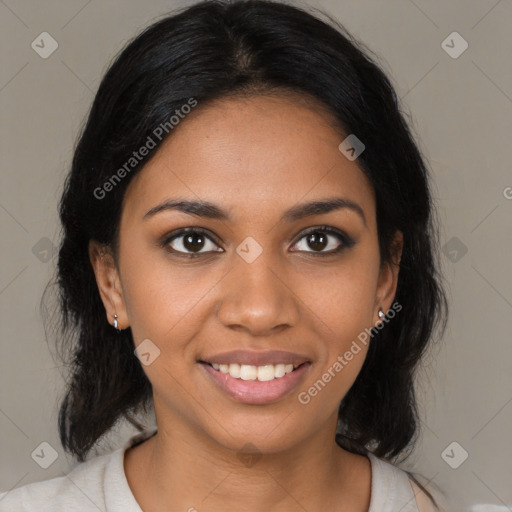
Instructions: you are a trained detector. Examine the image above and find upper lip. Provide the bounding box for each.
[199,350,310,367]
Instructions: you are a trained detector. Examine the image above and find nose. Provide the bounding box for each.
[216,252,300,337]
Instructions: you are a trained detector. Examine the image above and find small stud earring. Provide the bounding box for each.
[378,309,385,319]
[113,314,121,332]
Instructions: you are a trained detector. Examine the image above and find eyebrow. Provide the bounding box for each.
[143,197,366,226]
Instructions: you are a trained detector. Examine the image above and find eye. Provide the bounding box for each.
[291,226,354,255]
[161,225,354,258]
[162,228,222,256]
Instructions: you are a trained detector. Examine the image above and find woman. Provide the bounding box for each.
[0,0,449,510]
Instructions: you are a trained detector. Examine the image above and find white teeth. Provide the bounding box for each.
[257,365,275,382]
[228,363,241,378]
[240,365,258,380]
[210,362,300,381]
[274,364,286,378]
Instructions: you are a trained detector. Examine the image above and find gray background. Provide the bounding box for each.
[1,1,511,511]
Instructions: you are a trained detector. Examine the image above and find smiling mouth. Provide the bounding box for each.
[200,361,307,382]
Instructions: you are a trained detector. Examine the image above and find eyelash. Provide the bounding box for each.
[160,225,355,258]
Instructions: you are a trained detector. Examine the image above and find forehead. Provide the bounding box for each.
[121,93,375,226]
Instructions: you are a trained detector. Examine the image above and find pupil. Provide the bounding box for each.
[308,232,327,251]
[184,234,205,252]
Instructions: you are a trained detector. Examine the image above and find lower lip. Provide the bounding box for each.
[199,362,311,405]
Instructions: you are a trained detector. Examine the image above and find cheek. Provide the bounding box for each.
[291,256,379,406]
[118,241,214,348]
[296,256,379,341]
[295,265,376,408]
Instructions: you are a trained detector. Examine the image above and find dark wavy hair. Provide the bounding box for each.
[45,0,448,500]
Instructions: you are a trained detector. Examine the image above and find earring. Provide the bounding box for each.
[113,314,121,332]
[378,309,385,319]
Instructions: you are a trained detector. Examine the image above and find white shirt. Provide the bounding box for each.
[0,429,441,511]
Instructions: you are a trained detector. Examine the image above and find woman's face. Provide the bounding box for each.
[91,93,402,455]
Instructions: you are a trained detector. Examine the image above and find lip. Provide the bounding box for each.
[199,360,311,405]
[198,349,310,367]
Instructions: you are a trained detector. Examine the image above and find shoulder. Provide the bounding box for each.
[408,477,447,512]
[408,478,439,512]
[0,449,117,512]
[367,452,446,512]
[0,429,158,512]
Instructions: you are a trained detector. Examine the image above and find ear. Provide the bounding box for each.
[374,230,403,322]
[88,240,129,330]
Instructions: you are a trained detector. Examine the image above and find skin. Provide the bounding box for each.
[89,92,403,512]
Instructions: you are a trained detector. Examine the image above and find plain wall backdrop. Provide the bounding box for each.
[1,1,511,511]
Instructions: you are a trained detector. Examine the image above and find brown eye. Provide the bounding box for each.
[291,226,354,254]
[163,228,222,255]
[182,233,206,252]
[305,232,328,251]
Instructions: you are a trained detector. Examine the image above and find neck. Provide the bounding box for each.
[124,413,371,512]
